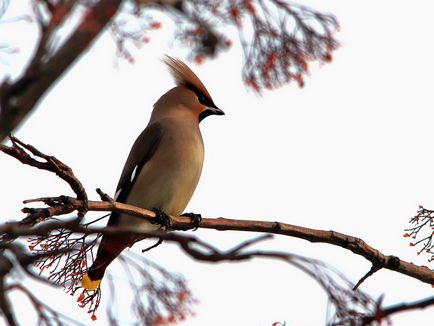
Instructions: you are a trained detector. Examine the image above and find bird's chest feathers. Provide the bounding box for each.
[158,127,204,177]
[126,126,204,215]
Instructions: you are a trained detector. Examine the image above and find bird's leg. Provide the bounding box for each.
[181,212,202,231]
[151,208,171,229]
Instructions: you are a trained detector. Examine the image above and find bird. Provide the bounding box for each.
[81,55,224,290]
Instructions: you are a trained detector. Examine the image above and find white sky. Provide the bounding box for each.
[1,0,434,325]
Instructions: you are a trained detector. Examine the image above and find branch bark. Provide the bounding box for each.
[0,0,123,143]
[2,138,433,324]
[10,195,434,288]
[0,0,340,142]
[1,134,432,287]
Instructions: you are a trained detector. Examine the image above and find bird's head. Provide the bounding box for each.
[162,56,224,123]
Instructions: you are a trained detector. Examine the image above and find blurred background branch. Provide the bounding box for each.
[1,136,434,325]
[0,0,339,142]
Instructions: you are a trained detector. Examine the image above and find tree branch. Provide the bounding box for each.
[4,219,434,324]
[1,218,378,324]
[0,256,17,326]
[5,136,87,202]
[0,0,340,142]
[2,137,433,324]
[0,0,123,143]
[4,194,433,288]
[1,137,433,289]
[3,284,84,326]
[363,295,434,324]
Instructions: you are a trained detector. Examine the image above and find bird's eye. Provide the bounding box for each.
[197,93,205,103]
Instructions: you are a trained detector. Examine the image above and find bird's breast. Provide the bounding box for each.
[123,123,204,225]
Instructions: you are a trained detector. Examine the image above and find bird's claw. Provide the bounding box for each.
[151,208,171,229]
[181,212,202,231]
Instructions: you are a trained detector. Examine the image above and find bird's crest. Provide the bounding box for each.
[164,55,212,100]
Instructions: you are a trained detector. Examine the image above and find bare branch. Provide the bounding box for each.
[2,225,199,324]
[6,136,87,202]
[1,137,434,290]
[1,219,375,324]
[3,135,432,323]
[0,254,17,326]
[0,0,340,141]
[362,295,434,325]
[404,205,434,262]
[2,206,434,324]
[6,219,431,324]
[161,0,339,91]
[0,0,123,142]
[4,284,85,325]
[19,199,434,294]
[16,196,434,287]
[353,263,381,290]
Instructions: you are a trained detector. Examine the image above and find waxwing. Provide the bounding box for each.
[82,56,224,290]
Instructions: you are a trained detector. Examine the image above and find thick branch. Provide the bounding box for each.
[11,195,434,287]
[3,217,433,324]
[0,0,122,142]
[0,0,340,141]
[2,137,433,323]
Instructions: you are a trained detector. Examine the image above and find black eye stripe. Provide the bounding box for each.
[186,83,214,107]
[197,93,212,106]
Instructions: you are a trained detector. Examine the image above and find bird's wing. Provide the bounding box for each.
[108,122,163,225]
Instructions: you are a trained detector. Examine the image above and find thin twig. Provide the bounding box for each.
[363,295,434,324]
[353,263,382,290]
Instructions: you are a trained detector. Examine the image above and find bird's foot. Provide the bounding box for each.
[181,212,202,231]
[151,208,171,229]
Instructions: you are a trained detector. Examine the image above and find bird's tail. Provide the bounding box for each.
[81,235,132,290]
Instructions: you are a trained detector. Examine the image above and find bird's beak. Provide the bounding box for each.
[208,105,225,116]
[199,105,225,122]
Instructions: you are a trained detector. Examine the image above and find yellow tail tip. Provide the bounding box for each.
[81,273,101,290]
